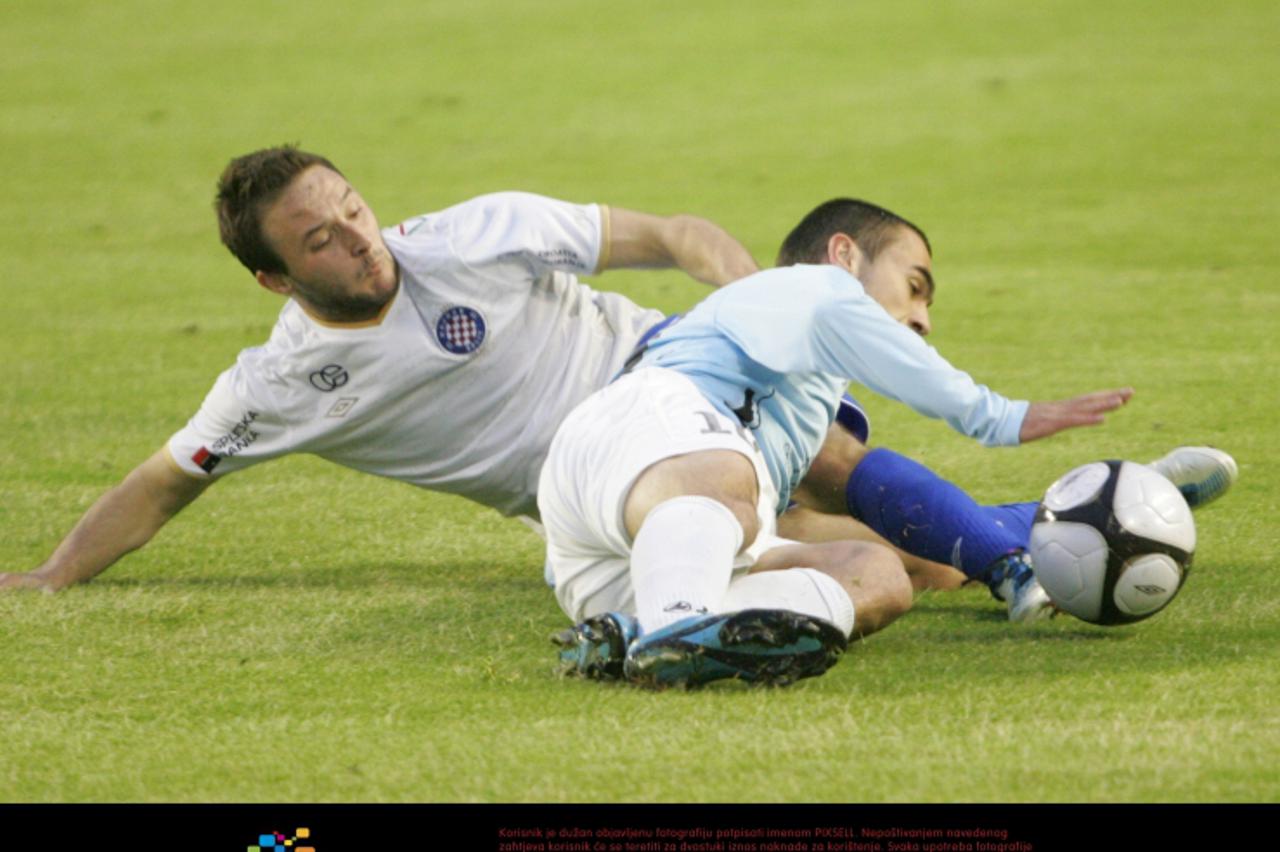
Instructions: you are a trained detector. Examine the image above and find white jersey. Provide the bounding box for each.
[167,192,664,518]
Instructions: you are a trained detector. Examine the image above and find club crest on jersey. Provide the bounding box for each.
[436,306,487,355]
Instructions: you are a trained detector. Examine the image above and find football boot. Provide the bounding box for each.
[623,608,847,689]
[1147,446,1238,509]
[551,612,639,681]
[984,551,1056,623]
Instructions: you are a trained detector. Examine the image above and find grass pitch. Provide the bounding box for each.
[1,0,1278,803]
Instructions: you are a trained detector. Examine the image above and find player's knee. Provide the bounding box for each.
[828,541,912,637]
[866,543,913,619]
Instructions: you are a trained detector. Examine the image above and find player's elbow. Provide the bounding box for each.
[132,451,212,519]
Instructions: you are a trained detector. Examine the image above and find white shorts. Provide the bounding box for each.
[537,367,791,622]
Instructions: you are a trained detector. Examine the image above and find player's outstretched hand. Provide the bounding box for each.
[1019,387,1134,443]
[0,567,59,593]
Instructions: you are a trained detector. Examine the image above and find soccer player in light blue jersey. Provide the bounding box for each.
[547,197,1234,688]
[641,199,1236,620]
[542,198,1149,688]
[631,198,1140,623]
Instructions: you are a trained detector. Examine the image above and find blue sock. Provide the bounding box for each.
[845,448,1032,580]
[982,501,1038,545]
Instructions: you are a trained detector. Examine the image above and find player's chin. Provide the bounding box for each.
[358,268,393,299]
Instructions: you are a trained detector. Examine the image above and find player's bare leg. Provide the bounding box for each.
[777,505,968,592]
[792,422,870,517]
[746,539,913,639]
[623,449,761,545]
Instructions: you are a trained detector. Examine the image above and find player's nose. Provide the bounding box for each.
[341,222,372,255]
[909,307,931,337]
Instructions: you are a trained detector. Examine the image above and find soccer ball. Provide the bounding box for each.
[1028,460,1196,625]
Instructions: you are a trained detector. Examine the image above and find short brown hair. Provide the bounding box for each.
[215,146,341,274]
[775,198,930,267]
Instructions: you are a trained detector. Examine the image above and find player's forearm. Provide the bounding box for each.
[662,215,759,287]
[604,208,758,286]
[16,451,208,591]
[33,486,168,589]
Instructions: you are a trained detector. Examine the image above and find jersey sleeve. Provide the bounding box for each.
[166,360,294,479]
[713,266,1029,446]
[438,192,605,277]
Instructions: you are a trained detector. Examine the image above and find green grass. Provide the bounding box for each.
[1,0,1278,802]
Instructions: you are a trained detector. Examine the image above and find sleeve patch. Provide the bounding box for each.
[191,446,223,473]
[195,410,262,472]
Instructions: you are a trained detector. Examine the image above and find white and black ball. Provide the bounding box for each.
[1029,460,1195,625]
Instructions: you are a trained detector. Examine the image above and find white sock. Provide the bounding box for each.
[721,568,856,638]
[631,496,744,634]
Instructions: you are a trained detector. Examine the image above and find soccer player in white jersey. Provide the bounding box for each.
[539,198,1236,687]
[0,146,759,592]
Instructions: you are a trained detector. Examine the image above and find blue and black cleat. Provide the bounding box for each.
[983,550,1055,623]
[622,609,848,689]
[552,612,639,681]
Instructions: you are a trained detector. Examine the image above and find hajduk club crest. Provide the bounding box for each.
[436,306,487,354]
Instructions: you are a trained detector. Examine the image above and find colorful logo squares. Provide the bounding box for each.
[248,827,312,852]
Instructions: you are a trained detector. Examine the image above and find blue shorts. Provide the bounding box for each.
[836,392,871,444]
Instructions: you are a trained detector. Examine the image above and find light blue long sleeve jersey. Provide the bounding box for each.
[637,264,1030,514]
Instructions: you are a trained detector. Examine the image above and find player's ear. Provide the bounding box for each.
[255,270,292,296]
[826,233,863,275]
